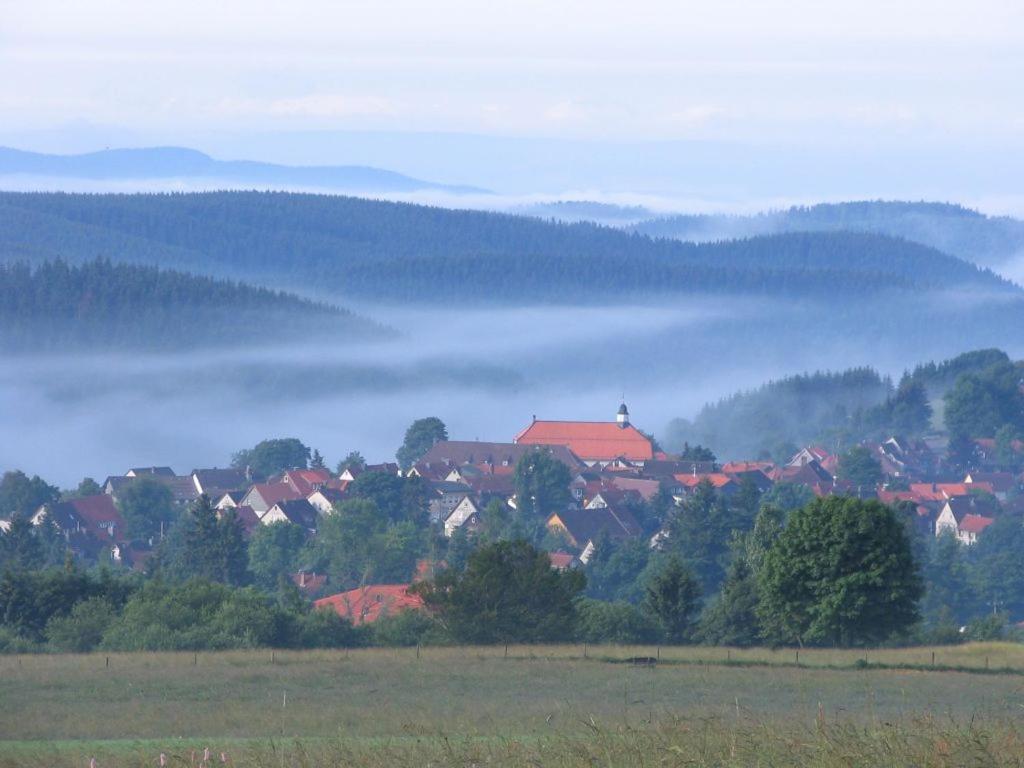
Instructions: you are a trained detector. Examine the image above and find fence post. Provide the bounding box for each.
[931,651,935,667]
[795,649,800,665]
[105,656,109,669]
[416,644,420,660]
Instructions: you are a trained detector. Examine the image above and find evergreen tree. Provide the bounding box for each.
[0,513,43,571]
[642,555,702,643]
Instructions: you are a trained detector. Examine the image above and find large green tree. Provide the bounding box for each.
[416,539,585,643]
[396,417,447,469]
[0,470,59,516]
[117,477,176,540]
[232,438,311,481]
[969,514,1024,619]
[758,496,922,646]
[513,449,571,519]
[944,361,1024,439]
[836,446,883,489]
[248,522,308,591]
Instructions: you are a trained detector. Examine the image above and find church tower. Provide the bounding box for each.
[616,402,630,428]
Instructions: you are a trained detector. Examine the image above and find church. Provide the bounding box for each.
[513,403,655,467]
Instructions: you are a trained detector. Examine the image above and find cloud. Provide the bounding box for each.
[543,100,588,124]
[667,105,729,127]
[217,94,398,119]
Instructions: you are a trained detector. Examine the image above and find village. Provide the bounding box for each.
[6,401,1022,629]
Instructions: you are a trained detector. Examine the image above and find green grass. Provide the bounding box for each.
[2,644,1024,766]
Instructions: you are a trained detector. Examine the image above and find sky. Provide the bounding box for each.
[1,1,1024,209]
[2,0,1022,145]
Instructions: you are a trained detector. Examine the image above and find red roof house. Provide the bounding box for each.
[314,585,425,625]
[514,407,654,465]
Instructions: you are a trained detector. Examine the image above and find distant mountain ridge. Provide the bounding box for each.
[630,201,1024,269]
[0,191,1013,304]
[0,146,486,194]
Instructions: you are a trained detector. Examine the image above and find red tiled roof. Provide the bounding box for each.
[515,421,654,462]
[959,514,994,534]
[249,483,303,506]
[722,461,775,474]
[314,585,425,625]
[68,494,123,529]
[674,473,734,488]
[548,551,577,570]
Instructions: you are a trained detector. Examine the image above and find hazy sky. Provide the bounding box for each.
[2,0,1022,146]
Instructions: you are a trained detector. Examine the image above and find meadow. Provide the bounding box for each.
[2,643,1024,767]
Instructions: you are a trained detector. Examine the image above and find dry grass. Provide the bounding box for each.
[2,644,1024,766]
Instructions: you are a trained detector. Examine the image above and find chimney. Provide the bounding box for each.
[299,571,307,588]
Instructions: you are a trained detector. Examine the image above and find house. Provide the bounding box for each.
[786,448,835,473]
[546,505,640,554]
[291,570,327,597]
[281,468,332,496]
[314,584,425,625]
[426,481,473,524]
[337,462,400,482]
[261,499,319,531]
[104,473,199,504]
[241,483,303,514]
[217,505,261,537]
[673,473,739,496]
[307,487,346,516]
[548,551,579,570]
[935,496,997,545]
[443,496,481,537]
[214,490,246,510]
[964,472,1017,501]
[514,404,655,466]
[191,468,248,497]
[125,466,176,478]
[32,495,125,542]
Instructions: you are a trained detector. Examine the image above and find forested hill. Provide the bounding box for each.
[0,260,384,353]
[663,349,1016,460]
[0,192,1013,303]
[632,201,1024,269]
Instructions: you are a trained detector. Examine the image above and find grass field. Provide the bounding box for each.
[2,643,1024,766]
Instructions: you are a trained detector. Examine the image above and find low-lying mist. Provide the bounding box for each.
[4,296,1021,487]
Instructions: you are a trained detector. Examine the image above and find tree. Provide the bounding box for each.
[969,514,1024,619]
[836,446,883,489]
[415,539,585,643]
[663,480,737,593]
[921,530,977,626]
[698,558,761,646]
[310,449,326,470]
[348,472,427,524]
[585,535,651,603]
[513,450,571,519]
[309,499,422,589]
[758,496,922,646]
[336,451,366,475]
[994,424,1021,470]
[116,477,176,540]
[248,522,308,591]
[396,417,447,469]
[232,438,311,481]
[944,361,1024,439]
[679,442,717,462]
[886,379,933,435]
[0,513,43,571]
[642,555,702,643]
[576,599,659,644]
[0,470,59,516]
[154,497,249,586]
[72,477,102,498]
